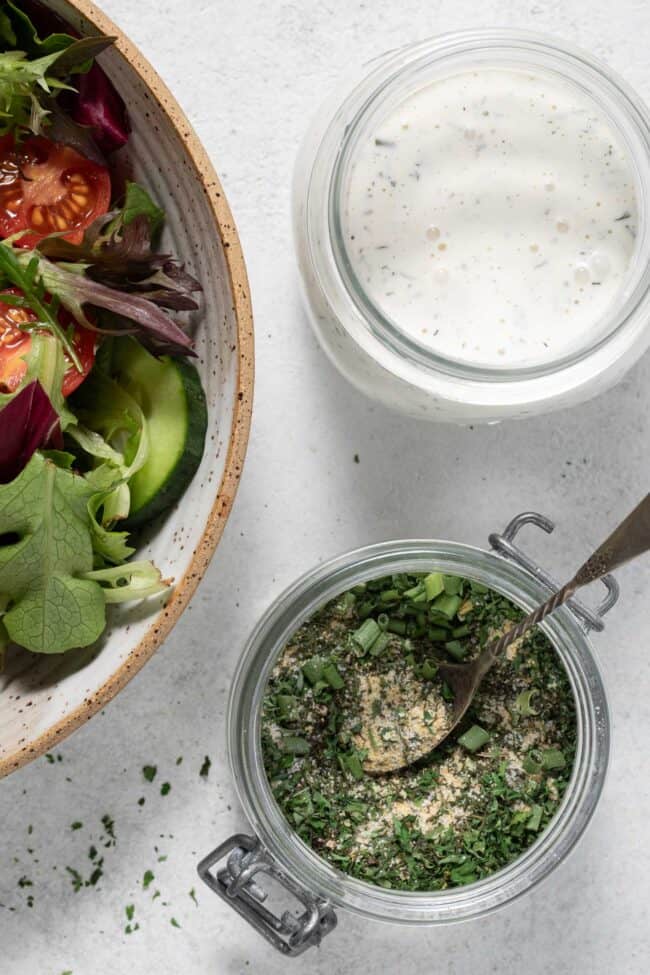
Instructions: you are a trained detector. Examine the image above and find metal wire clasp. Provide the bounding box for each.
[197,833,337,956]
[489,511,619,632]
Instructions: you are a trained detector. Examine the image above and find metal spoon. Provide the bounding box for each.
[363,494,650,775]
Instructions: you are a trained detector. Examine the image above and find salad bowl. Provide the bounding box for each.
[0,0,254,776]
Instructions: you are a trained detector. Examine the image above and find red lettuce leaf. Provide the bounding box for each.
[69,61,130,154]
[0,381,62,484]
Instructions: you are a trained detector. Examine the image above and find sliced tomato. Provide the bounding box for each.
[0,288,96,397]
[0,135,111,247]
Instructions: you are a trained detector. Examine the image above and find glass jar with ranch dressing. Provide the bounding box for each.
[293,29,650,422]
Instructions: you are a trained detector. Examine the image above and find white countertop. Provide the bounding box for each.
[2,1,650,972]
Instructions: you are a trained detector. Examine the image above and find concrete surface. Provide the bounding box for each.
[1,0,650,972]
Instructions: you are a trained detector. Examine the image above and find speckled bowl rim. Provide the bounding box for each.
[0,0,254,778]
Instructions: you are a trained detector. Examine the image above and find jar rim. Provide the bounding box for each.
[227,537,611,923]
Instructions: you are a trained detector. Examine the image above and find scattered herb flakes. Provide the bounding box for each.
[137,797,145,807]
[261,572,576,892]
[160,782,171,796]
[143,870,154,889]
[170,917,181,928]
[199,756,211,778]
[157,854,168,863]
[176,756,183,765]
[101,814,116,846]
[66,867,83,893]
[70,821,83,831]
[125,904,135,921]
[354,453,360,463]
[189,887,198,906]
[142,765,157,783]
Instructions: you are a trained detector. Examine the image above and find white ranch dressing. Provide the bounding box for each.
[342,68,638,369]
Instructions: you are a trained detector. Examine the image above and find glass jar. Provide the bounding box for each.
[293,29,650,423]
[198,513,618,955]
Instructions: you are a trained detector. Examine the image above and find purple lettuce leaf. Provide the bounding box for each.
[69,61,130,154]
[38,213,202,312]
[0,381,62,484]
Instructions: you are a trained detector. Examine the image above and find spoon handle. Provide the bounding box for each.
[487,494,650,662]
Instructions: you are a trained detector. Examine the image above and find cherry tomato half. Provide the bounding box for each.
[0,288,96,397]
[0,135,111,246]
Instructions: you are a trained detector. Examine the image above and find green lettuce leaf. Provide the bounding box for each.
[0,451,106,652]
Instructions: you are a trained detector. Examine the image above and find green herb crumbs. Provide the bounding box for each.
[70,821,83,831]
[125,904,135,921]
[170,917,181,928]
[199,756,211,778]
[101,814,115,846]
[142,765,157,782]
[262,572,576,892]
[66,867,83,892]
[189,887,198,906]
[160,782,171,796]
[143,870,154,889]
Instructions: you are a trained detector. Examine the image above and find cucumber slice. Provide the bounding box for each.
[110,338,207,529]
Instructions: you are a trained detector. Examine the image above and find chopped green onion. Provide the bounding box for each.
[352,618,381,654]
[302,657,324,685]
[322,663,344,690]
[421,660,438,680]
[469,581,489,594]
[377,613,390,630]
[458,725,490,753]
[427,627,448,642]
[451,624,470,638]
[280,736,310,755]
[357,599,375,619]
[432,593,462,619]
[369,632,391,657]
[514,689,538,716]
[387,618,407,636]
[403,582,425,600]
[541,748,566,770]
[443,575,463,596]
[445,640,466,661]
[380,589,400,604]
[423,572,445,601]
[523,750,542,774]
[527,804,543,831]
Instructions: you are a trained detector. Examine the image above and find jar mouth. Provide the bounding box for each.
[327,29,650,382]
[228,539,610,923]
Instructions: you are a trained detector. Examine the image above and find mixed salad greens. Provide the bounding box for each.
[0,1,207,659]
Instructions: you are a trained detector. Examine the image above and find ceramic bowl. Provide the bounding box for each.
[0,0,254,777]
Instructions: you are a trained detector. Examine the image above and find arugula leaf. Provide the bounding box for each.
[0,452,106,653]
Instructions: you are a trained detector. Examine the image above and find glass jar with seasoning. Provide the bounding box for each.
[293,29,650,422]
[198,512,617,955]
